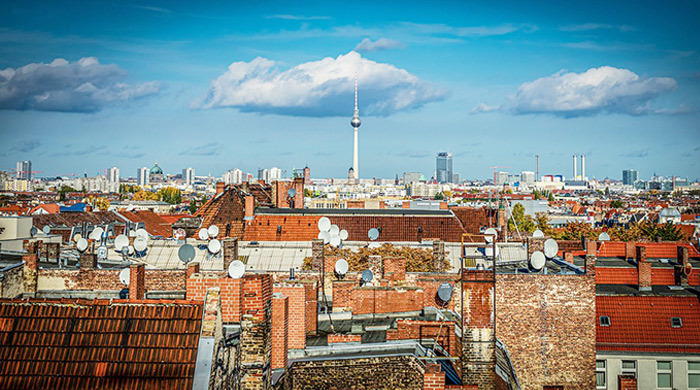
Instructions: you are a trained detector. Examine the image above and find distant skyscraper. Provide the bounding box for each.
[495,171,509,186]
[137,167,149,187]
[269,167,282,182]
[521,171,535,185]
[258,168,269,183]
[303,166,311,185]
[452,173,460,183]
[622,169,638,185]
[350,74,361,180]
[15,160,32,180]
[182,167,195,186]
[436,152,453,183]
[108,166,120,183]
[403,172,422,185]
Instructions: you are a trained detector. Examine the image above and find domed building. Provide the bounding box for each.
[149,162,165,183]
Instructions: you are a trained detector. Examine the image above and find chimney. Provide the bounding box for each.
[625,241,636,260]
[223,238,238,270]
[79,252,97,270]
[675,246,690,287]
[573,154,577,179]
[585,240,597,275]
[526,237,544,258]
[581,154,586,179]
[271,293,289,370]
[432,240,446,272]
[637,246,651,291]
[129,264,146,300]
[244,195,255,219]
[216,181,225,195]
[22,241,39,295]
[312,239,324,271]
[186,262,200,279]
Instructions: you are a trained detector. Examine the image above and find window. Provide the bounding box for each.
[671,317,682,328]
[622,360,636,378]
[690,361,700,389]
[596,360,606,388]
[657,361,672,388]
[599,316,611,327]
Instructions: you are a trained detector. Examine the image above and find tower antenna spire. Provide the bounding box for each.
[354,72,358,111]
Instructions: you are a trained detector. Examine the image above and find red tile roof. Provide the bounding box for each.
[159,214,191,224]
[119,210,173,237]
[0,298,203,390]
[29,204,61,214]
[243,214,466,242]
[596,295,700,353]
[596,241,700,258]
[32,211,124,228]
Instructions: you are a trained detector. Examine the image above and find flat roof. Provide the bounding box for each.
[255,208,454,217]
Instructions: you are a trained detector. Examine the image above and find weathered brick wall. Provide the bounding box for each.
[618,375,637,390]
[423,364,445,390]
[240,274,273,390]
[37,268,186,292]
[415,276,459,310]
[351,286,424,315]
[0,264,24,298]
[186,276,242,323]
[145,270,187,290]
[332,280,355,312]
[271,294,288,370]
[327,333,361,343]
[462,270,496,389]
[288,355,425,390]
[273,283,307,349]
[383,257,406,281]
[495,273,596,390]
[302,281,317,334]
[386,320,461,357]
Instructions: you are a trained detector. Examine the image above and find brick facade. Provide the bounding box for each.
[327,333,362,343]
[273,283,307,349]
[271,293,289,370]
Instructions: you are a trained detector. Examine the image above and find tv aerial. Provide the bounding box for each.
[228,260,246,279]
[530,251,546,271]
[543,238,559,259]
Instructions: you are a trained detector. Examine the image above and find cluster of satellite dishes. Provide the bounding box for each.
[317,217,349,247]
[529,238,559,272]
[72,225,150,261]
[483,227,500,258]
[197,225,222,255]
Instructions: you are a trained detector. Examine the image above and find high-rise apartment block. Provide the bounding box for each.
[436,152,453,183]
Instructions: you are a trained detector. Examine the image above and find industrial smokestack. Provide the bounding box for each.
[535,155,539,182]
[573,154,577,179]
[581,154,586,180]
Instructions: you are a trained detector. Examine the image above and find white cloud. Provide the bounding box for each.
[195,51,445,116]
[266,14,330,21]
[354,38,405,53]
[559,23,634,32]
[473,66,677,117]
[0,57,161,113]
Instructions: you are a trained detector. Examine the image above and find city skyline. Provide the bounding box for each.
[1,0,699,180]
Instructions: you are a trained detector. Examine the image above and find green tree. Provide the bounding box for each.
[189,199,198,214]
[548,192,555,202]
[534,212,553,235]
[508,203,536,233]
[158,187,182,204]
[610,200,624,208]
[434,192,444,200]
[303,188,312,197]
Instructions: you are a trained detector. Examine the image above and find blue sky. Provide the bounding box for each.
[1,0,699,181]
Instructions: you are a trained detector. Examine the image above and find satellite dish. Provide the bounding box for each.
[319,231,331,244]
[437,282,453,302]
[134,237,147,252]
[484,228,497,243]
[73,233,82,243]
[76,238,88,252]
[335,259,349,275]
[198,228,209,240]
[127,246,135,255]
[114,234,129,251]
[97,246,108,260]
[93,227,104,239]
[361,269,374,283]
[330,235,341,247]
[530,251,546,271]
[208,238,221,253]
[533,229,544,238]
[178,244,196,263]
[544,239,559,258]
[30,226,38,237]
[228,260,246,279]
[368,228,379,241]
[329,224,340,236]
[208,225,219,238]
[119,268,130,286]
[135,228,148,239]
[339,229,349,240]
[598,232,611,241]
[318,217,331,232]
[288,188,296,197]
[42,226,51,234]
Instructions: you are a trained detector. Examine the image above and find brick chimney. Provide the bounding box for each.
[637,246,651,291]
[215,181,225,195]
[312,239,324,271]
[526,237,544,258]
[186,262,200,279]
[675,246,690,287]
[585,239,597,259]
[432,240,446,272]
[22,241,39,295]
[223,238,238,270]
[618,374,637,390]
[625,241,636,260]
[423,363,445,390]
[129,264,146,300]
[244,195,255,219]
[271,293,289,370]
[79,252,97,270]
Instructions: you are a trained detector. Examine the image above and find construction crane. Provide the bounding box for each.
[10,169,43,179]
[488,166,512,184]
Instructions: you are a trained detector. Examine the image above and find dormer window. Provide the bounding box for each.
[671,317,682,328]
[599,316,611,327]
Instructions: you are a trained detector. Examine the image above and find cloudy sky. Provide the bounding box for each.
[1,0,699,181]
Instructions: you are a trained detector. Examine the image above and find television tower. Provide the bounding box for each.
[350,73,361,180]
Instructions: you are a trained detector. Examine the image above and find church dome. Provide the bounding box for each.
[150,162,163,175]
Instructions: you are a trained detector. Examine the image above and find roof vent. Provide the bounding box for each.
[599,316,611,327]
[671,317,682,328]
